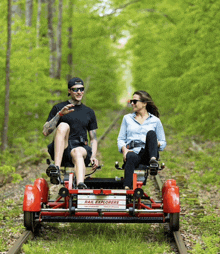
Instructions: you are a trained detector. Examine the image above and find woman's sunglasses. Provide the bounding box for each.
[130,99,142,105]
[70,87,84,93]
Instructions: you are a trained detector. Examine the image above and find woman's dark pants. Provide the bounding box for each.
[124,130,159,189]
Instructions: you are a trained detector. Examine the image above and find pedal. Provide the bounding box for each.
[49,168,61,185]
[149,163,158,176]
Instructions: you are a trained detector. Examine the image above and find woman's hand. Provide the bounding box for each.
[122,146,132,162]
[157,139,161,148]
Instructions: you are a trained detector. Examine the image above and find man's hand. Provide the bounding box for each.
[89,129,98,170]
[43,104,75,136]
[59,104,75,116]
[90,157,99,170]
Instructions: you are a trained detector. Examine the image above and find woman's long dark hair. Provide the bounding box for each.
[133,90,160,118]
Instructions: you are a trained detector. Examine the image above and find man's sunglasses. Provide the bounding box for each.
[70,87,84,93]
[130,99,142,105]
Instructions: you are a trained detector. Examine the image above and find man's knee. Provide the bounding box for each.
[56,122,70,135]
[71,147,87,160]
[55,122,70,140]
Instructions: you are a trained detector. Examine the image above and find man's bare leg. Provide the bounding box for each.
[54,123,70,168]
[70,147,87,185]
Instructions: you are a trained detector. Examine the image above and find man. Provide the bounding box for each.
[43,77,98,189]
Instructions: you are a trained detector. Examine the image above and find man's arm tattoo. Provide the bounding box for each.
[89,130,97,146]
[91,130,97,140]
[43,114,60,136]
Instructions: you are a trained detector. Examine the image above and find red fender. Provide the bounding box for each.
[34,178,49,203]
[162,179,176,198]
[162,179,180,213]
[23,185,41,212]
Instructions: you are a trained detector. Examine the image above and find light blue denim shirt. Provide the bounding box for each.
[117,112,166,154]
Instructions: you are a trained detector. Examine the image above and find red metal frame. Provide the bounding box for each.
[23,172,180,223]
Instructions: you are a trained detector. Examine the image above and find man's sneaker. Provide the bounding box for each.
[46,164,61,185]
[46,164,55,176]
[77,182,87,189]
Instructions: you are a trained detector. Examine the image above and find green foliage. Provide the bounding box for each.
[0,166,22,183]
[0,164,15,176]
[125,0,220,139]
[61,12,121,110]
[0,0,123,156]
[192,234,220,254]
[11,173,23,183]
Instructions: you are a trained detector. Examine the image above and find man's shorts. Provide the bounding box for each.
[48,140,92,167]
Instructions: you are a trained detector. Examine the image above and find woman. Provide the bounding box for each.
[117,90,166,189]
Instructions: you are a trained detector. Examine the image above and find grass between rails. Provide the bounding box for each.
[22,224,171,254]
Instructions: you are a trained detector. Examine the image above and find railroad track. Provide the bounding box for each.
[7,107,188,254]
[7,230,33,254]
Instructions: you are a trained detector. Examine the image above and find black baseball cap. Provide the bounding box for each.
[68,77,84,89]
[68,77,84,96]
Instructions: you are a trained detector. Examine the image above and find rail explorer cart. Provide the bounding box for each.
[23,159,180,233]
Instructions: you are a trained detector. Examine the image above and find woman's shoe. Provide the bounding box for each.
[149,158,159,175]
[149,158,158,166]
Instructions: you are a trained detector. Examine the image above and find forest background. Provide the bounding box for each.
[1,0,220,163]
[0,0,220,188]
[0,0,220,253]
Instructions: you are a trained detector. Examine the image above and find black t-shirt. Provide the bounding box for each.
[46,101,98,142]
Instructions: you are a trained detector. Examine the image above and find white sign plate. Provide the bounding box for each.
[77,195,126,209]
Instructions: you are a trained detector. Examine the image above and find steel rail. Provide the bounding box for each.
[154,174,188,254]
[155,174,163,192]
[173,231,188,254]
[7,230,33,254]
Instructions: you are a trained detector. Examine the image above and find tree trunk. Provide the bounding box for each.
[67,0,74,81]
[36,0,42,48]
[48,0,56,78]
[25,0,33,27]
[55,0,63,79]
[1,0,12,151]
